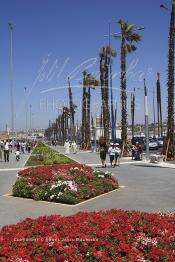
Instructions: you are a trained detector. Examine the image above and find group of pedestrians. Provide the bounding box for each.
[131,143,143,160]
[99,141,121,168]
[64,140,77,154]
[0,140,33,162]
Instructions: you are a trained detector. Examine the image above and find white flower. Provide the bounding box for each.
[50,195,55,199]
[98,175,104,178]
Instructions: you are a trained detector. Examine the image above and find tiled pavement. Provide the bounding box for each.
[0,146,175,228]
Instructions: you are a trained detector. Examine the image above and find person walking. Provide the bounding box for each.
[64,139,70,154]
[71,141,77,154]
[0,141,3,161]
[15,150,20,161]
[114,143,121,167]
[131,144,137,160]
[108,143,115,167]
[4,140,10,162]
[99,139,108,168]
[16,142,20,151]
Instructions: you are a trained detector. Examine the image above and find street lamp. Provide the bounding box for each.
[144,79,149,161]
[24,87,28,137]
[29,104,32,131]
[153,86,156,138]
[108,21,115,143]
[9,23,15,148]
[160,4,170,11]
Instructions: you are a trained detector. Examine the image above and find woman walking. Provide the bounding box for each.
[114,143,121,167]
[108,143,115,167]
[99,137,108,168]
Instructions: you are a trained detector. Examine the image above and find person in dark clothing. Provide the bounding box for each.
[99,142,108,168]
[16,143,20,151]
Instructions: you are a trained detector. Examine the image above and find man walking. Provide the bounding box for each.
[4,140,10,162]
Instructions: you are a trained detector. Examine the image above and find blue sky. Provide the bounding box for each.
[0,0,171,130]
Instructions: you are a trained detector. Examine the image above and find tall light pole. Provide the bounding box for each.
[109,22,115,143]
[9,23,15,148]
[24,87,28,137]
[144,79,149,161]
[29,104,32,131]
[153,86,156,137]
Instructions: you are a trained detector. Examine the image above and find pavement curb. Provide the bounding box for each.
[3,186,125,207]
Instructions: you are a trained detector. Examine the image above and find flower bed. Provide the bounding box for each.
[0,209,175,261]
[12,164,119,204]
[26,143,76,166]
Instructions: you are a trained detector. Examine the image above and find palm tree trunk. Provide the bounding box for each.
[103,50,110,143]
[68,77,75,140]
[167,4,175,156]
[121,36,127,148]
[81,76,87,149]
[86,86,91,149]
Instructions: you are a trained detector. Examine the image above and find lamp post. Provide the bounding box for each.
[9,23,15,148]
[29,104,32,131]
[153,86,156,137]
[24,87,28,137]
[109,22,115,143]
[144,79,149,161]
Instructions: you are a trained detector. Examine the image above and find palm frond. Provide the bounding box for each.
[125,44,137,53]
[126,33,141,42]
[125,24,136,33]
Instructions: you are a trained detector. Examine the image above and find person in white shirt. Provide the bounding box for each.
[108,143,115,167]
[71,141,77,154]
[4,140,9,162]
[114,143,121,167]
[64,140,70,154]
[15,150,20,161]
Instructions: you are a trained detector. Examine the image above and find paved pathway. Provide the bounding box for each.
[0,146,175,228]
[0,151,29,170]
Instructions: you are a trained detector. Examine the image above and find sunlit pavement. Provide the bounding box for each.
[0,146,175,228]
[0,151,30,170]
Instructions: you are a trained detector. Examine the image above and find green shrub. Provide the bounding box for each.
[44,160,53,165]
[33,187,49,201]
[13,179,33,198]
[59,190,79,204]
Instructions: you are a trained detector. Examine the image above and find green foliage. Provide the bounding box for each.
[44,160,53,165]
[32,185,50,201]
[26,143,75,166]
[59,190,79,205]
[13,179,33,198]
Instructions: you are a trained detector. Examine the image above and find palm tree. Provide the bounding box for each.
[81,70,88,149]
[68,77,77,141]
[81,72,99,149]
[100,46,117,144]
[118,20,142,151]
[61,107,70,144]
[166,1,175,156]
[86,73,99,149]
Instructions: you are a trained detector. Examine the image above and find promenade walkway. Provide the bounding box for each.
[0,146,175,228]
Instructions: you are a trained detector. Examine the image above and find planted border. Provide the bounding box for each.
[0,209,175,261]
[12,164,119,205]
[26,143,75,166]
